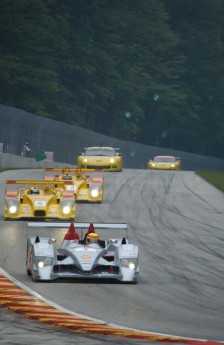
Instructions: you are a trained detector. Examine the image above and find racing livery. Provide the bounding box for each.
[77,146,123,171]
[44,167,104,203]
[26,222,139,283]
[4,180,76,220]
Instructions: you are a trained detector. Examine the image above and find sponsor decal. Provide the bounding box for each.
[66,185,74,191]
[34,201,46,207]
[81,255,91,260]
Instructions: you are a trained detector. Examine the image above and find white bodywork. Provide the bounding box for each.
[26,222,139,283]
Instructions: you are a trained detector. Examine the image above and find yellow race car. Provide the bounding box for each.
[77,146,123,172]
[44,167,104,203]
[4,180,76,220]
[148,156,181,170]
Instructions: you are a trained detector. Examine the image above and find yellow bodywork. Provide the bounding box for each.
[77,146,123,172]
[44,167,104,203]
[4,180,76,220]
[148,156,181,170]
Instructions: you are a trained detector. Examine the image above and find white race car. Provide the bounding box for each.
[26,222,139,283]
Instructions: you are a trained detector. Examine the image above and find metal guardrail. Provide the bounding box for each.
[0,104,224,171]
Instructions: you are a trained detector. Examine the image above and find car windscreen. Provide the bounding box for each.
[84,149,116,156]
[154,157,175,162]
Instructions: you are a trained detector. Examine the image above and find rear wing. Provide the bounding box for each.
[44,168,103,173]
[5,180,74,186]
[28,222,128,238]
[83,147,120,150]
[28,222,127,229]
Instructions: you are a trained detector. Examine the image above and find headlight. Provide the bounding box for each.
[38,261,44,268]
[6,200,19,214]
[62,205,71,214]
[91,189,99,197]
[128,262,135,270]
[152,163,155,167]
[61,200,74,214]
[37,257,53,268]
[171,164,175,167]
[121,259,129,267]
[121,258,137,270]
[110,158,115,163]
[83,158,88,163]
[9,205,18,214]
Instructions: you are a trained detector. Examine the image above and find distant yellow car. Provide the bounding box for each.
[148,156,181,170]
[77,146,123,172]
[44,167,104,203]
[4,180,76,220]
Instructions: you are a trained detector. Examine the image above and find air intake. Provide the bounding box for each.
[34,210,46,216]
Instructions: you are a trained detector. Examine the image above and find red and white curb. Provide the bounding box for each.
[0,268,223,344]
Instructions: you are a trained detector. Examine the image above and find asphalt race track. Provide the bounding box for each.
[0,169,224,344]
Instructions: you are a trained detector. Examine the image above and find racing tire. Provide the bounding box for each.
[31,267,38,282]
[31,272,38,282]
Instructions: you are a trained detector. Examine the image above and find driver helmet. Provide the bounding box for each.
[76,169,82,178]
[86,232,100,244]
[63,173,72,180]
[30,186,39,194]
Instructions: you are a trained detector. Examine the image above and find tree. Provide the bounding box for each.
[0,0,223,157]
[0,0,60,116]
[164,0,224,157]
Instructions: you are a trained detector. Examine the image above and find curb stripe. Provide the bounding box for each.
[0,273,223,344]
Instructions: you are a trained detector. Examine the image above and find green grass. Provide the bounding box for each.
[196,170,224,193]
[0,167,18,172]
[0,167,12,172]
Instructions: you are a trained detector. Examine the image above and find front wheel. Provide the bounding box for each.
[31,268,38,282]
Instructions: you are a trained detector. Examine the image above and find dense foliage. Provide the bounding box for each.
[0,0,223,158]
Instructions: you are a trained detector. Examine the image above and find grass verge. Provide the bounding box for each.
[0,167,17,172]
[196,170,224,193]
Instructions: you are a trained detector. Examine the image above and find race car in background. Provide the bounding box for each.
[4,180,76,220]
[44,167,104,203]
[26,222,139,283]
[148,155,181,170]
[77,146,123,171]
